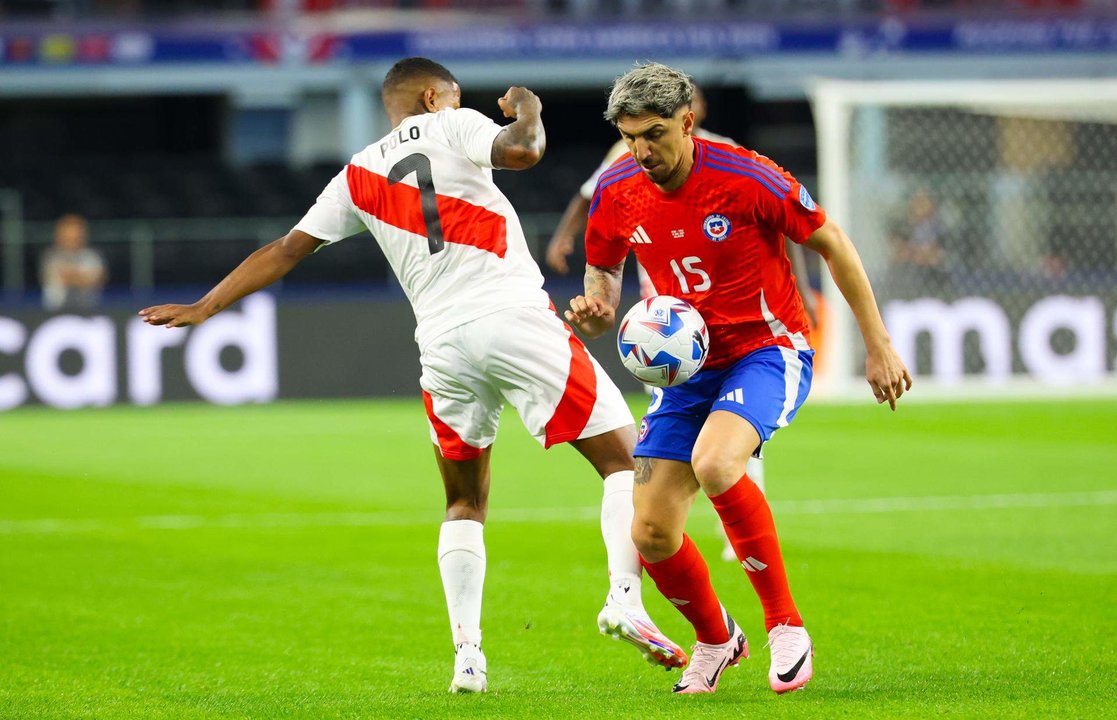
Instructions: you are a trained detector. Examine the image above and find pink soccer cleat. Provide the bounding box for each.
[767,623,813,693]
[671,611,748,694]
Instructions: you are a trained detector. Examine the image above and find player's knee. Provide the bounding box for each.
[631,518,677,563]
[691,447,744,496]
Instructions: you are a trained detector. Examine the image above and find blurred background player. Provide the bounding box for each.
[888,186,949,294]
[565,63,912,696]
[39,213,107,311]
[139,57,684,695]
[545,85,819,560]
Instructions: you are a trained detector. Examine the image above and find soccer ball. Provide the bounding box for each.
[616,296,709,387]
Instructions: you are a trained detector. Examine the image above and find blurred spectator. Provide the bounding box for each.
[40,214,106,310]
[888,187,947,292]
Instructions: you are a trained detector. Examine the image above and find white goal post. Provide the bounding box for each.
[809,78,1117,398]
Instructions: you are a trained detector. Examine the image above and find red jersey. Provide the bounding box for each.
[585,137,826,369]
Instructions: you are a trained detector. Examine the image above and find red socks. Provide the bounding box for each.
[711,474,803,631]
[643,475,803,642]
[641,534,729,644]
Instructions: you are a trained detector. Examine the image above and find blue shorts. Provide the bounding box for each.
[635,345,814,463]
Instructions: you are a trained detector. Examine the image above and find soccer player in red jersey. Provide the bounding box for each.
[566,63,913,695]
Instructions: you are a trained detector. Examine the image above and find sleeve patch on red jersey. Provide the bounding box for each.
[799,186,817,211]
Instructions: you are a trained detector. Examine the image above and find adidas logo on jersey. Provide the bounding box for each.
[628,225,653,244]
[718,388,744,404]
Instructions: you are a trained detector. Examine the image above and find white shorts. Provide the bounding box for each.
[419,306,634,460]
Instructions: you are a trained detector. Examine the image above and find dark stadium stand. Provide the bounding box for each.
[0,94,816,295]
[0,157,335,222]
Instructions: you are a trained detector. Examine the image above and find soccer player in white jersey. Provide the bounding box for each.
[139,57,685,693]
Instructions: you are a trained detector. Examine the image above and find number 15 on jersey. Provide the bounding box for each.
[670,256,711,293]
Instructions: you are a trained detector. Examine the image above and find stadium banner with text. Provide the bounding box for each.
[0,293,643,410]
[883,293,1117,386]
[809,78,1117,396]
[3,18,1117,67]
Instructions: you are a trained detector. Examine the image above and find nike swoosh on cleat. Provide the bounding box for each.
[705,658,729,688]
[776,648,810,683]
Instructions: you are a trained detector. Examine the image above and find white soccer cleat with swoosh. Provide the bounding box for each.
[767,623,813,693]
[671,610,748,694]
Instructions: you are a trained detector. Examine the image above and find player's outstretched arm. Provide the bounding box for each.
[805,218,913,409]
[139,229,323,328]
[566,260,624,339]
[546,194,591,274]
[493,87,545,170]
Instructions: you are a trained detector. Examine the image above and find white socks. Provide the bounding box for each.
[438,471,644,646]
[601,470,643,610]
[438,519,486,647]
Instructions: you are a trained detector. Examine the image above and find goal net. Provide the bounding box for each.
[810,79,1117,396]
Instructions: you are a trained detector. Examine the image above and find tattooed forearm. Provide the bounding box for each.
[634,456,653,486]
[584,261,624,310]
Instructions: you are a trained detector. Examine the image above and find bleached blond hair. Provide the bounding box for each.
[604,63,694,125]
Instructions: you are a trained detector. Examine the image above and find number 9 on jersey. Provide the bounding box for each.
[616,296,710,387]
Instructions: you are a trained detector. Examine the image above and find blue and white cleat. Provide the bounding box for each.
[449,642,487,694]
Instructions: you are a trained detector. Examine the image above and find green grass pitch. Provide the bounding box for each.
[2,397,1115,719]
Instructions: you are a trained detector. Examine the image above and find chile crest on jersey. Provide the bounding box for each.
[703,213,731,242]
